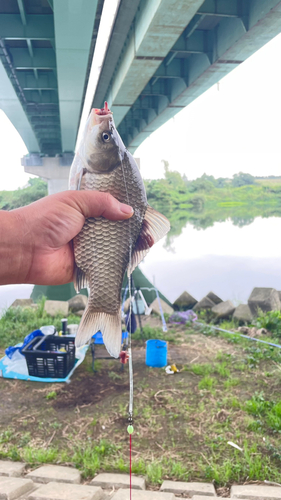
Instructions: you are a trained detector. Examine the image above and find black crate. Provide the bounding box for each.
[22,336,75,378]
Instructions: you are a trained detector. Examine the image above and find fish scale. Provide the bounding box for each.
[70,105,170,357]
[74,154,147,315]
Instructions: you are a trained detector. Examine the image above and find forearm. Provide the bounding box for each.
[0,209,31,285]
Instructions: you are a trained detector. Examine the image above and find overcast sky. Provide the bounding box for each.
[0,32,281,191]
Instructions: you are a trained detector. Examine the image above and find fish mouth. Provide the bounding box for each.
[94,101,112,116]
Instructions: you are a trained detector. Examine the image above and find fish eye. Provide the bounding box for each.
[102,132,111,142]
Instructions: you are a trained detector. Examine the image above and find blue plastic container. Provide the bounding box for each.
[92,331,128,345]
[146,339,167,368]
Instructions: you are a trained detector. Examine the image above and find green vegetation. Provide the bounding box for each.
[253,310,281,337]
[145,163,281,246]
[0,177,47,210]
[2,314,281,486]
[0,297,81,349]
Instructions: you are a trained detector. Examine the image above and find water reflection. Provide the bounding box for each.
[141,215,281,304]
[153,202,281,249]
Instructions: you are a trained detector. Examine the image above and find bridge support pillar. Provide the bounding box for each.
[21,154,74,194]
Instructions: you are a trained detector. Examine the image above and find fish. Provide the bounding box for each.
[69,102,170,358]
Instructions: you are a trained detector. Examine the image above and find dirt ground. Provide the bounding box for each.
[1,317,281,486]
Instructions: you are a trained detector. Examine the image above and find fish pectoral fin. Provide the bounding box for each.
[73,265,89,293]
[127,205,170,275]
[75,308,122,359]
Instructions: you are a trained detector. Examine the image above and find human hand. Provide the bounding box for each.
[0,191,133,286]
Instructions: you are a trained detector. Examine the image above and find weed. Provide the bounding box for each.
[253,310,281,336]
[22,447,59,464]
[215,362,230,378]
[190,363,213,376]
[93,360,102,372]
[0,430,13,444]
[108,371,122,381]
[46,391,57,400]
[224,378,240,389]
[198,376,216,390]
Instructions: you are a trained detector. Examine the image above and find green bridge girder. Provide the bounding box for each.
[92,0,281,154]
[1,0,281,160]
[0,0,104,157]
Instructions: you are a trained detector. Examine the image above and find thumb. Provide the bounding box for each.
[54,190,134,220]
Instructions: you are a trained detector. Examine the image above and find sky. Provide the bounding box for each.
[0,32,281,191]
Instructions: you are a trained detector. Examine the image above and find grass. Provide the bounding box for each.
[2,314,281,487]
[0,297,81,350]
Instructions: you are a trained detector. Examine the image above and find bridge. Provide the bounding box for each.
[1,0,281,193]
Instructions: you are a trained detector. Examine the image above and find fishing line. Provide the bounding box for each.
[120,153,134,500]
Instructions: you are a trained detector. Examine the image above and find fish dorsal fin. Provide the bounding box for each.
[127,205,170,276]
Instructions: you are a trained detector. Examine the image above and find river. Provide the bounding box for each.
[140,215,281,305]
[0,215,280,314]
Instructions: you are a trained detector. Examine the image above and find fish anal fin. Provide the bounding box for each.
[75,307,122,359]
[128,205,170,275]
[74,265,89,293]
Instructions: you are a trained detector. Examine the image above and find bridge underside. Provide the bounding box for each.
[0,0,103,157]
[1,0,281,163]
[92,0,281,154]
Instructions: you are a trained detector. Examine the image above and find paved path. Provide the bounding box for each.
[1,461,281,500]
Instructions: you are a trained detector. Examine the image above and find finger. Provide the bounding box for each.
[53,190,134,221]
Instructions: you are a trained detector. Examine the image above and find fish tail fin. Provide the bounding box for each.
[75,306,122,359]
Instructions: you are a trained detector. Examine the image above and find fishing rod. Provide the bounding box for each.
[195,321,281,350]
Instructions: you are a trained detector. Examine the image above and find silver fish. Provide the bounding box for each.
[69,103,170,358]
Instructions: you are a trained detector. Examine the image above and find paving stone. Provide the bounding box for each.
[231,484,281,499]
[0,462,26,478]
[26,466,81,484]
[91,473,145,490]
[0,477,34,500]
[160,481,216,496]
[192,496,217,500]
[28,482,103,500]
[112,489,175,500]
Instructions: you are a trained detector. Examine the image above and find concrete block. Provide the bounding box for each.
[193,297,215,311]
[68,295,87,313]
[44,301,69,318]
[0,462,26,478]
[112,489,175,500]
[26,466,81,484]
[28,482,103,500]
[248,287,280,316]
[233,304,253,323]
[150,298,174,316]
[10,299,33,308]
[173,291,197,310]
[91,473,145,490]
[206,292,222,305]
[231,484,281,499]
[160,481,216,496]
[0,477,34,500]
[211,300,235,319]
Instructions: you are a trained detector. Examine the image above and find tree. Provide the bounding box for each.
[232,172,256,187]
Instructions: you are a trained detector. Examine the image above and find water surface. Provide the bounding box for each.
[140,216,281,304]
